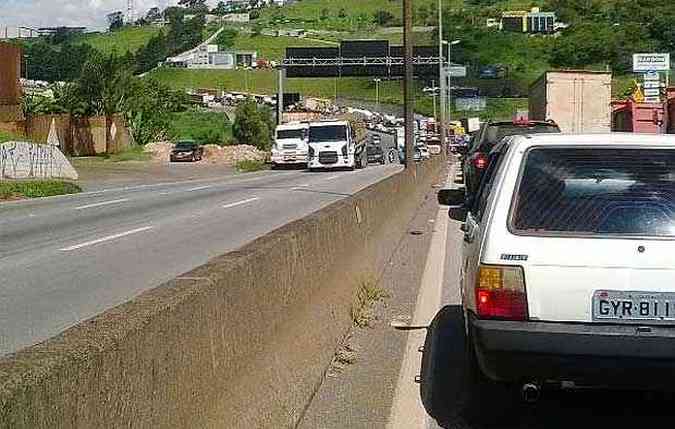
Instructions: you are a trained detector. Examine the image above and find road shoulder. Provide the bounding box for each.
[297,163,448,429]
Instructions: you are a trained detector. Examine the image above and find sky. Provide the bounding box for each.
[0,0,219,34]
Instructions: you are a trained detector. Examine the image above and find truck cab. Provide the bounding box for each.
[307,120,367,171]
[271,122,310,168]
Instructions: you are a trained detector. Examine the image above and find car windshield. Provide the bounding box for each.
[309,125,347,143]
[482,124,560,149]
[175,143,196,150]
[277,129,305,140]
[511,148,675,236]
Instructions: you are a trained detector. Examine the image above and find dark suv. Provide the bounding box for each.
[462,120,560,197]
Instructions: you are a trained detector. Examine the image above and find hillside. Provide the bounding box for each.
[76,26,162,55]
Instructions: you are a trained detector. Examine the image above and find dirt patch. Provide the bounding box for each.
[144,142,267,166]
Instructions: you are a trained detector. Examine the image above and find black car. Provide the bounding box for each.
[170,141,204,162]
[462,120,560,197]
[367,140,386,165]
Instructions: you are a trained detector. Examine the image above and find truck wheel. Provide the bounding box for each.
[420,306,518,427]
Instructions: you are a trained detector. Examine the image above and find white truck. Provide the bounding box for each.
[307,119,368,171]
[271,122,310,168]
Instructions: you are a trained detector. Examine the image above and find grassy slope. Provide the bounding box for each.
[77,26,161,55]
[233,34,335,60]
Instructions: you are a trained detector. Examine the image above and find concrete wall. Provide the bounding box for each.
[0,159,443,429]
[0,114,131,155]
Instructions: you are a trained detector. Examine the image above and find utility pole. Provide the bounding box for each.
[438,0,446,151]
[277,67,284,125]
[403,0,415,174]
[374,78,381,111]
[431,79,438,123]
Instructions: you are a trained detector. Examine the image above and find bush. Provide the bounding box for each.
[232,100,273,151]
[235,159,268,172]
[170,110,232,146]
[0,180,82,200]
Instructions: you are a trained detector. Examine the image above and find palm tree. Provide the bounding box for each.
[78,53,132,154]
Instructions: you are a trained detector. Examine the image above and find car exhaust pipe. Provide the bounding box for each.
[521,382,541,403]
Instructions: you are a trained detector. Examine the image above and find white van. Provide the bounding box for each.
[423,134,675,425]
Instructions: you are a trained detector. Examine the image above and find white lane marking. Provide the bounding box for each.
[74,198,129,210]
[222,197,259,209]
[188,185,212,192]
[59,226,154,252]
[322,175,341,181]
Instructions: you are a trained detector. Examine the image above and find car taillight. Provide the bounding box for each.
[473,154,488,170]
[476,265,527,321]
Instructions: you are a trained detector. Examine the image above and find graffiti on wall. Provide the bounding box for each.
[0,141,78,180]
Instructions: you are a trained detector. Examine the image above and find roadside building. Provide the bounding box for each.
[0,41,23,122]
[501,8,556,34]
[166,44,257,69]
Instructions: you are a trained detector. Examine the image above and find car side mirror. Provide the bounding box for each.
[437,189,465,206]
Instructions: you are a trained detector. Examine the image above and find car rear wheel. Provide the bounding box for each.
[420,306,518,427]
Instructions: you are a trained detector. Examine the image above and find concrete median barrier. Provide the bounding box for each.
[0,159,444,429]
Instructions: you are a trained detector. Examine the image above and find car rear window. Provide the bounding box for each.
[481,124,560,150]
[511,148,675,237]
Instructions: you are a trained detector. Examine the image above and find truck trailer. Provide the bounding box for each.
[529,70,612,134]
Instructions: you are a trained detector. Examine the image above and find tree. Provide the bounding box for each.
[107,11,124,31]
[215,28,239,50]
[232,100,272,150]
[338,8,347,19]
[78,53,132,153]
[135,31,169,73]
[178,0,208,11]
[123,79,189,145]
[417,5,430,25]
[320,8,330,20]
[373,10,395,26]
[145,7,162,22]
[212,1,228,16]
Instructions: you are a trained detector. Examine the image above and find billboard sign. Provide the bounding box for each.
[447,66,467,78]
[455,97,487,111]
[633,53,671,72]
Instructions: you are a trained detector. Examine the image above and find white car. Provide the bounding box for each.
[423,134,675,426]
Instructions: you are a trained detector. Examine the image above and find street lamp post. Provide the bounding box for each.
[374,78,381,111]
[438,0,445,150]
[24,54,29,81]
[446,40,461,126]
[431,79,438,123]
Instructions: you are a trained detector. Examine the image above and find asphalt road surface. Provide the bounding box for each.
[0,162,402,356]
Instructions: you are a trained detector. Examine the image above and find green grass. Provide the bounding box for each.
[76,26,162,55]
[104,145,153,162]
[233,34,335,61]
[0,180,81,200]
[236,159,269,172]
[170,111,233,145]
[0,131,25,143]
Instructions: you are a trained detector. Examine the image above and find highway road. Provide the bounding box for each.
[0,162,403,356]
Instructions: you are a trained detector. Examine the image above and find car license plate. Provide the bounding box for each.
[592,290,675,323]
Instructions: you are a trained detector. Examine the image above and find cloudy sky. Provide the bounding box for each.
[0,0,219,33]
